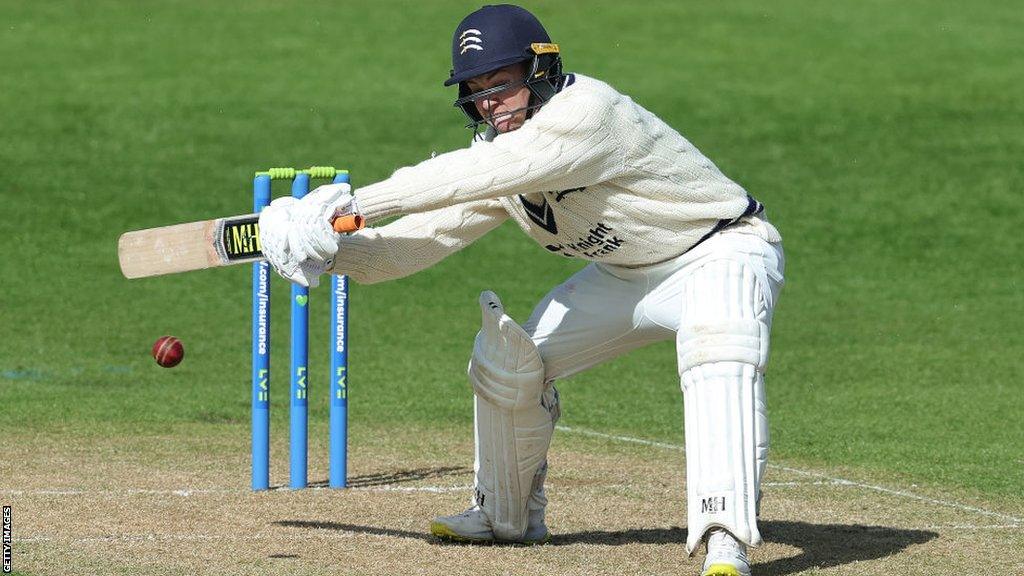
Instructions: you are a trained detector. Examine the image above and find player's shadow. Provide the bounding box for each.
[306,465,471,489]
[551,521,937,574]
[275,519,937,574]
[276,520,433,541]
[752,521,937,575]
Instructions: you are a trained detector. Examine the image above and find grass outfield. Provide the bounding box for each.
[1,1,1022,571]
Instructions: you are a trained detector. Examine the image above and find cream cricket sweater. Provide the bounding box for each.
[330,74,780,284]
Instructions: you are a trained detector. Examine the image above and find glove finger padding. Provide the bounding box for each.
[295,259,326,289]
[296,205,340,264]
[258,197,302,283]
[293,183,358,265]
[307,183,355,213]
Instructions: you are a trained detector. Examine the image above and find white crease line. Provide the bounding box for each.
[763,481,844,487]
[0,485,471,497]
[558,425,683,451]
[262,484,471,494]
[18,533,358,544]
[923,524,1021,530]
[770,465,1023,525]
[0,489,231,497]
[555,425,1023,526]
[352,485,471,494]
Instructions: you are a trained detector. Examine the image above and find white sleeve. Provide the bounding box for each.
[355,90,624,222]
[327,199,508,284]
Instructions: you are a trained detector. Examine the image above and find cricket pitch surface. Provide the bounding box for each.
[3,426,1021,575]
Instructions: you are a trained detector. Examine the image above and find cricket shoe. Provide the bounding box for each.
[430,506,550,544]
[701,528,751,576]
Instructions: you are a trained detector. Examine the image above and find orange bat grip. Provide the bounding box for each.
[332,214,366,233]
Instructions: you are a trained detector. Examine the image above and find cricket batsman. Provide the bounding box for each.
[258,5,784,575]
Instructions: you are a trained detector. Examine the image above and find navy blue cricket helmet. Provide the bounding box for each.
[446,4,564,129]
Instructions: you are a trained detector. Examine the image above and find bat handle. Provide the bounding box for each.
[332,214,366,234]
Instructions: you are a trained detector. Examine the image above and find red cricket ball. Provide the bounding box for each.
[152,336,184,368]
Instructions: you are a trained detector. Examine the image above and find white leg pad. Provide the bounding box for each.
[678,258,773,554]
[682,362,767,553]
[470,291,557,541]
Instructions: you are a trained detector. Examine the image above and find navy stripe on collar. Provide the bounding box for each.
[557,73,576,93]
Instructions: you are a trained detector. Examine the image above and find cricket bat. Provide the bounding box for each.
[118,212,365,279]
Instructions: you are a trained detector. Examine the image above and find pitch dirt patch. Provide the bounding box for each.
[2,428,1021,575]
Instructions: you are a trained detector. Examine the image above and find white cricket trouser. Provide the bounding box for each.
[524,229,784,380]
[523,227,784,548]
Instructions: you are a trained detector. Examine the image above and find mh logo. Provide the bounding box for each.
[459,29,483,54]
[701,496,727,514]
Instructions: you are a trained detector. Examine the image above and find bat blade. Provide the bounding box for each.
[118,214,263,279]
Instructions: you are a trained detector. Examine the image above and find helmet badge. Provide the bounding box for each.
[459,29,484,54]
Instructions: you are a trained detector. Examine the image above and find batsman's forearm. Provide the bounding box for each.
[328,199,508,284]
